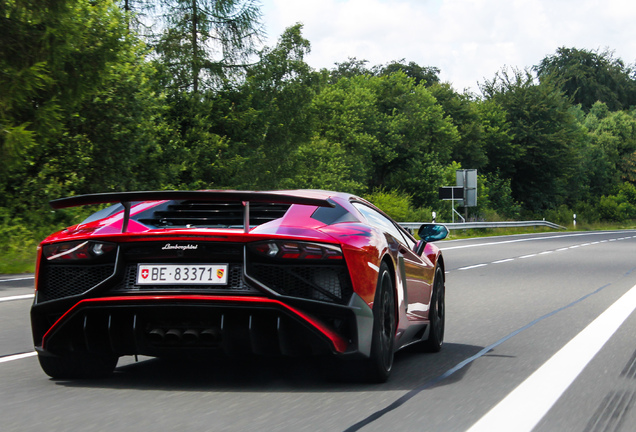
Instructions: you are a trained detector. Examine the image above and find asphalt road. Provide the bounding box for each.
[1,230,636,432]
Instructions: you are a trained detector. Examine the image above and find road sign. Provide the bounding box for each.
[439,186,464,200]
[456,169,477,207]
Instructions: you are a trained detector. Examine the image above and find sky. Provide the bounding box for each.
[259,0,636,93]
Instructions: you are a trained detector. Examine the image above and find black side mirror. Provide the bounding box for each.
[418,223,449,243]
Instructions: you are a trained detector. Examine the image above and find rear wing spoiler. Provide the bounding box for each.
[50,190,335,233]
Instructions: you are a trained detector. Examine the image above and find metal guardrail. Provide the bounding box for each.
[399,220,567,231]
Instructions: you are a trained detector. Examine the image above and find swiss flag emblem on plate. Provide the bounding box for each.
[141,269,149,279]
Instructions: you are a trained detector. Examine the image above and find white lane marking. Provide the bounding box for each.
[0,276,34,283]
[459,264,488,271]
[448,234,635,273]
[439,231,636,251]
[0,294,34,303]
[0,352,37,364]
[466,283,636,432]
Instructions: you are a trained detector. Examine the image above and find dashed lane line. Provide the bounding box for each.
[451,235,635,273]
[0,276,34,283]
[440,231,636,251]
[0,294,34,303]
[0,352,37,364]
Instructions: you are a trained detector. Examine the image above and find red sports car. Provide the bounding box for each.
[31,190,448,382]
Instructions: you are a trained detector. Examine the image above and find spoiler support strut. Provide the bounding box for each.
[121,201,131,233]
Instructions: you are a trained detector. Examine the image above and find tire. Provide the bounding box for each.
[364,262,396,383]
[421,266,445,352]
[38,352,118,379]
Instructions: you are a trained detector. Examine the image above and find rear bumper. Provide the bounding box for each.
[33,294,374,359]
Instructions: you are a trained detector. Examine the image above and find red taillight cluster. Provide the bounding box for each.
[250,241,343,260]
[42,241,116,261]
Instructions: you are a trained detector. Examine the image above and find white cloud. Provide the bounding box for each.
[261,0,636,93]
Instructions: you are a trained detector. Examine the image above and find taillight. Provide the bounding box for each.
[250,241,343,260]
[42,241,116,261]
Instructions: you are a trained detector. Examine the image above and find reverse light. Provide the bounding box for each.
[250,241,343,260]
[43,241,116,261]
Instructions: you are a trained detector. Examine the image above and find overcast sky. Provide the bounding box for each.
[259,0,636,93]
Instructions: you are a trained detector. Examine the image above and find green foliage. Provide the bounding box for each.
[543,205,575,226]
[376,60,440,87]
[535,47,636,112]
[597,182,636,222]
[0,0,128,188]
[480,68,584,212]
[0,208,38,273]
[153,0,263,91]
[480,173,521,219]
[429,83,488,169]
[363,189,432,222]
[280,138,365,193]
[207,24,319,189]
[313,71,458,207]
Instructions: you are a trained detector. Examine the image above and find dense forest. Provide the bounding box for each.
[2,0,636,270]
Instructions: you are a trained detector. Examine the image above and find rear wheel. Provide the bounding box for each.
[38,352,118,379]
[422,266,445,352]
[364,262,396,383]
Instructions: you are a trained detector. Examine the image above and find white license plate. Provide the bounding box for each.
[136,264,228,285]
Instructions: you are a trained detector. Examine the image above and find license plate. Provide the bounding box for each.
[136,264,228,285]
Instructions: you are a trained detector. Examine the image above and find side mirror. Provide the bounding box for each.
[418,223,449,243]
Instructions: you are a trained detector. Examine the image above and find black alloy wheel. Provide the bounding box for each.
[423,265,445,352]
[365,262,396,383]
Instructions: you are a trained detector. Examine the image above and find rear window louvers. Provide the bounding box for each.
[135,201,291,228]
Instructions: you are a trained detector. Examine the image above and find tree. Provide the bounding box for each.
[199,24,320,189]
[581,102,636,196]
[477,99,516,178]
[281,138,364,193]
[376,60,440,87]
[481,68,584,213]
[313,72,459,206]
[4,12,174,226]
[328,57,372,83]
[535,47,636,112]
[154,0,263,92]
[0,0,126,180]
[0,0,136,210]
[429,83,487,169]
[117,0,156,34]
